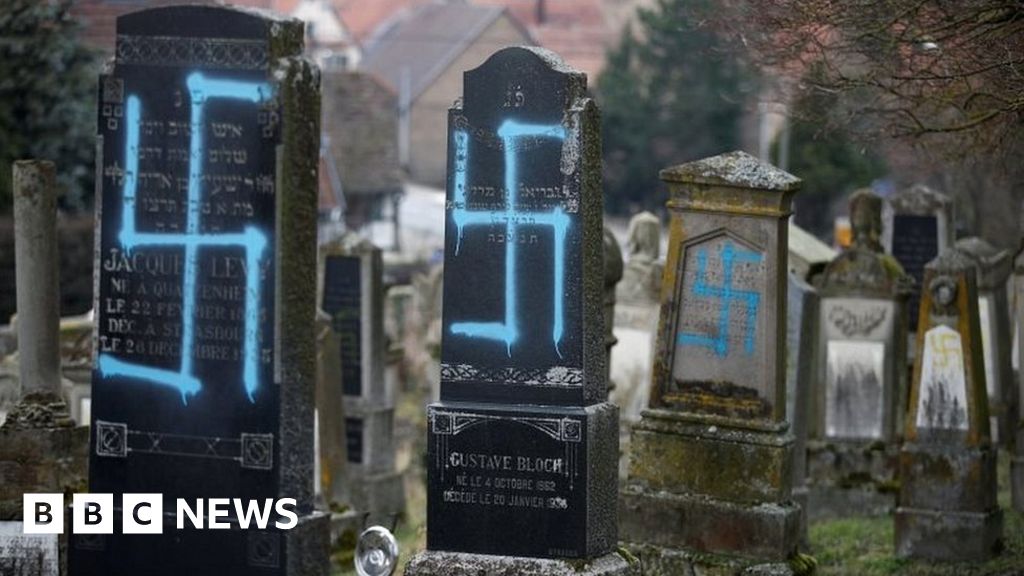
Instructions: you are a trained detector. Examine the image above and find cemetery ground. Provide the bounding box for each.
[810,455,1024,576]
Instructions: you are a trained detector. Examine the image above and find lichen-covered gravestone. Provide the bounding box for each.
[955,237,1015,446]
[71,6,328,575]
[883,184,954,331]
[318,234,405,522]
[896,249,1002,561]
[620,151,804,574]
[403,47,634,576]
[806,190,910,519]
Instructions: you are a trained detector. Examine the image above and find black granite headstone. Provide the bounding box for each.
[72,6,326,575]
[891,214,938,329]
[322,255,363,396]
[424,47,616,561]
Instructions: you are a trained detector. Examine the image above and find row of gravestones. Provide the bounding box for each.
[3,4,1019,575]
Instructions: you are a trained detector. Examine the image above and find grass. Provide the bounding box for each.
[810,455,1024,576]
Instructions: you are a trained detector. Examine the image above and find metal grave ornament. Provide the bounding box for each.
[355,526,399,576]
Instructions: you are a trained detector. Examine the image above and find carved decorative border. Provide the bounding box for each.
[430,409,582,443]
[116,35,268,69]
[94,420,274,470]
[440,363,583,388]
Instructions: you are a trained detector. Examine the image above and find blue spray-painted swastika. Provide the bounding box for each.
[98,72,274,405]
[449,119,570,358]
[677,241,762,357]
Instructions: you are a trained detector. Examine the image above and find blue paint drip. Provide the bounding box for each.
[448,119,569,358]
[99,72,274,405]
[676,241,762,357]
[98,354,201,404]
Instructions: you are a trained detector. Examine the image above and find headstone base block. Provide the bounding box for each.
[627,410,793,503]
[426,401,618,559]
[621,543,813,576]
[894,506,1002,561]
[403,551,638,576]
[619,485,800,561]
[804,440,898,521]
[347,469,406,522]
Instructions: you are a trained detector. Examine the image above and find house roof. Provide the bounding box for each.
[361,2,529,102]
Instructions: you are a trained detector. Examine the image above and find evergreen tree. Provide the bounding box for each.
[0,0,97,212]
[597,0,755,214]
[783,68,888,238]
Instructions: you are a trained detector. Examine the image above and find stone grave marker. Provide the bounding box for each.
[1014,244,1024,512]
[620,151,803,573]
[884,184,954,330]
[404,47,633,576]
[806,190,910,519]
[71,6,328,574]
[318,234,405,521]
[786,271,817,543]
[610,212,663,476]
[0,161,89,576]
[314,309,349,509]
[895,248,1002,561]
[956,237,1015,445]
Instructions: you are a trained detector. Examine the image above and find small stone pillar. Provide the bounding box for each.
[806,190,911,519]
[895,248,1002,560]
[955,237,1015,445]
[0,160,88,574]
[620,151,806,574]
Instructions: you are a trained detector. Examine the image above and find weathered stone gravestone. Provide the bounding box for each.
[620,152,804,574]
[883,184,954,331]
[610,212,663,476]
[895,248,1002,561]
[786,271,817,544]
[806,191,910,519]
[1014,244,1024,512]
[318,234,405,521]
[404,47,634,576]
[71,6,328,574]
[956,237,1015,445]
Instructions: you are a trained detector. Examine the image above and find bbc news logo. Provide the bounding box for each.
[23,494,298,534]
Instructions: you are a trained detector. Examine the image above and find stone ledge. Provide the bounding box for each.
[619,486,800,561]
[628,413,792,503]
[898,442,997,512]
[403,551,639,576]
[895,506,1002,562]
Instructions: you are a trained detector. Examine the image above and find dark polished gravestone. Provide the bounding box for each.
[404,47,635,576]
[71,6,328,575]
[896,249,1002,561]
[883,184,954,331]
[318,234,405,521]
